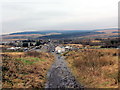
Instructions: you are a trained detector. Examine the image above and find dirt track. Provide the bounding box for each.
[45,53,83,88]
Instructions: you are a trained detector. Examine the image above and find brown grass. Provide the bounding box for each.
[96,30,118,33]
[81,33,118,38]
[65,49,118,88]
[2,39,28,42]
[2,51,54,88]
[65,44,83,48]
[2,34,44,38]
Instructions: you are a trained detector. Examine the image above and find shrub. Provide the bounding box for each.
[25,51,40,57]
[66,49,118,88]
[2,52,54,88]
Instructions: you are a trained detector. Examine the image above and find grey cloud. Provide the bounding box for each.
[1,0,118,34]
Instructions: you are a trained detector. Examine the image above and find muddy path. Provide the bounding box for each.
[45,53,83,88]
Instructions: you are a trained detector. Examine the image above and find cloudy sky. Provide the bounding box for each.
[0,0,119,34]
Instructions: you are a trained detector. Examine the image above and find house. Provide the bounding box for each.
[55,46,65,54]
[7,47,16,50]
[65,46,72,51]
[117,46,120,49]
[7,47,21,50]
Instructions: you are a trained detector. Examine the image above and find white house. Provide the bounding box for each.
[7,47,21,50]
[55,46,65,54]
[65,46,72,50]
[7,47,16,50]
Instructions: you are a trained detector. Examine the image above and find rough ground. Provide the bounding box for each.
[45,53,83,88]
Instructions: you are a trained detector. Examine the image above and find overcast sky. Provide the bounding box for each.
[0,0,119,34]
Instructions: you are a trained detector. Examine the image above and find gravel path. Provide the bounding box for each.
[45,53,83,88]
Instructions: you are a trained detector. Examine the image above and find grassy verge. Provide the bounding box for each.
[2,51,54,88]
[64,49,118,88]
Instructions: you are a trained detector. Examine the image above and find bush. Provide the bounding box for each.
[66,49,118,88]
[25,51,40,57]
[2,52,54,88]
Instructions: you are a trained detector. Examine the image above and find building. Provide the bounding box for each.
[55,46,65,54]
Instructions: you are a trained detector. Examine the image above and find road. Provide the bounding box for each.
[45,53,83,88]
[29,41,83,88]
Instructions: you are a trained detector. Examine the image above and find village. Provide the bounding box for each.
[1,37,119,55]
[1,40,77,54]
[1,38,119,88]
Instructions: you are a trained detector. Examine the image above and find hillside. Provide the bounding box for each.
[2,51,54,88]
[1,28,118,41]
[64,49,118,88]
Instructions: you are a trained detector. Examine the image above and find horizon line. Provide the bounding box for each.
[1,27,118,35]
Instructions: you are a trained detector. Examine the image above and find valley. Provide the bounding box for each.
[1,28,119,88]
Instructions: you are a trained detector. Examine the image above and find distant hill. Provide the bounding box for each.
[9,30,91,35]
[37,31,104,39]
[81,29,118,39]
[1,28,118,41]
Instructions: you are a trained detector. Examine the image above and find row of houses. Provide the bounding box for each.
[1,39,48,47]
[55,46,72,54]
